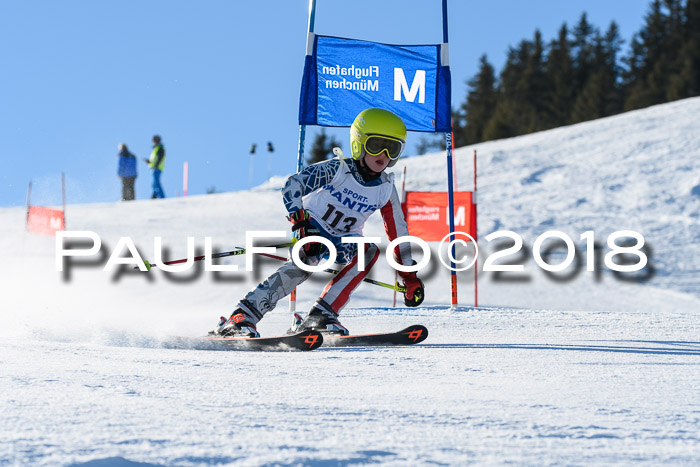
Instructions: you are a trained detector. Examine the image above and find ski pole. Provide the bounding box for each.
[321,268,407,293]
[139,242,293,270]
[140,242,408,293]
[254,250,407,294]
[219,249,408,293]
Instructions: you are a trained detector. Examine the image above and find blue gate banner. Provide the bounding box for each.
[299,35,451,133]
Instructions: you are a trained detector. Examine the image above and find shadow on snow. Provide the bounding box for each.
[420,341,700,356]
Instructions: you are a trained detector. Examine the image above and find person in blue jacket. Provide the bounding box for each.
[117,143,137,201]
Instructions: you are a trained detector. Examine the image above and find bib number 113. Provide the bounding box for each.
[321,204,357,233]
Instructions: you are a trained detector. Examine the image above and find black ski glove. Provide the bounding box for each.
[289,209,323,256]
[398,270,424,307]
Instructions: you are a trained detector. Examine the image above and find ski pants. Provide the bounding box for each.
[151,169,165,199]
[237,242,380,323]
[121,176,135,201]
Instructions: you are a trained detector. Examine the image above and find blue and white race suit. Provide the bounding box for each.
[237,157,415,321]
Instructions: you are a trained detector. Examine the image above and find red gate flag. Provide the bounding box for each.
[403,191,475,241]
[27,206,65,235]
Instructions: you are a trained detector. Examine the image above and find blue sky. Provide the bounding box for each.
[0,0,650,207]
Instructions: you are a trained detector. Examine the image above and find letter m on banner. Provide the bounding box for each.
[299,35,451,132]
[395,68,426,103]
[403,192,476,241]
[27,206,65,235]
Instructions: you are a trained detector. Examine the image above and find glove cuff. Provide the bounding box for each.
[288,209,310,225]
[397,269,418,280]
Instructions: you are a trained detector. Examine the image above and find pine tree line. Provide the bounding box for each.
[306,128,342,165]
[453,0,700,147]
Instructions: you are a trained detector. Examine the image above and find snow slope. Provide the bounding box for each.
[1,98,699,466]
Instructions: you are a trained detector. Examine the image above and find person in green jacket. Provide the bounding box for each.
[144,135,166,199]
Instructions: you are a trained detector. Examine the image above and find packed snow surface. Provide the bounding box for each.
[1,98,700,465]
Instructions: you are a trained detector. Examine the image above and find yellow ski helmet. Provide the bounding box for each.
[350,108,407,168]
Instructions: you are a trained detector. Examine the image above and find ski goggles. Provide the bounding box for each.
[363,135,405,160]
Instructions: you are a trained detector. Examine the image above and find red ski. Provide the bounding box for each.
[173,329,323,352]
[322,325,428,347]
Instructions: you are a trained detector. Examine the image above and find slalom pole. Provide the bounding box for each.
[393,165,407,307]
[446,131,458,310]
[183,162,189,197]
[296,0,316,174]
[62,172,66,227]
[248,152,255,189]
[442,0,458,310]
[473,149,478,308]
[26,181,32,229]
[291,0,317,314]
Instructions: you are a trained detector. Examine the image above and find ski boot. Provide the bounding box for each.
[289,302,349,336]
[210,308,260,338]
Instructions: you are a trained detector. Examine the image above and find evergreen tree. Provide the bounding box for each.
[544,23,575,127]
[307,129,341,165]
[415,135,446,155]
[571,70,609,122]
[601,21,625,115]
[684,0,700,96]
[667,0,700,99]
[483,32,546,140]
[451,0,699,150]
[624,0,669,109]
[483,41,529,140]
[482,100,517,142]
[523,30,550,132]
[622,32,646,103]
[451,107,467,148]
[571,13,596,97]
[460,55,497,145]
[572,22,624,121]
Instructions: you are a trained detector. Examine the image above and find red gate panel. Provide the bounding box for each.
[403,191,475,241]
[27,206,65,235]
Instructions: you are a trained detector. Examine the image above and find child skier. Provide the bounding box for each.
[212,108,425,338]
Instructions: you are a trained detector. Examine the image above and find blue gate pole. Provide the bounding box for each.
[297,0,317,173]
[442,0,458,310]
[291,0,317,313]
